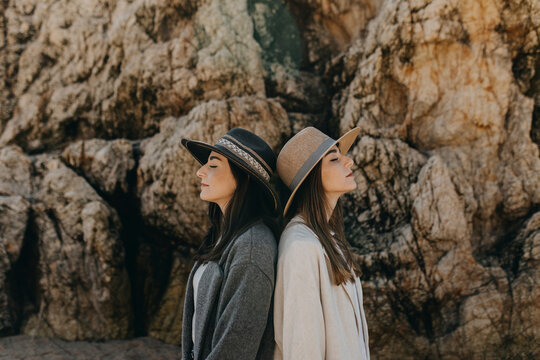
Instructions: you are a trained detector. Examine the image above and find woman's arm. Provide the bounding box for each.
[274,240,325,360]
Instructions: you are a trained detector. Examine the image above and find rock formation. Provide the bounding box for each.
[331,1,540,357]
[0,0,538,358]
[0,146,132,340]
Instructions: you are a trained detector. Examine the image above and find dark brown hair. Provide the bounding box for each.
[288,161,360,285]
[195,161,281,263]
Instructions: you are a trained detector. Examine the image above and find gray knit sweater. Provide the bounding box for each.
[181,222,277,360]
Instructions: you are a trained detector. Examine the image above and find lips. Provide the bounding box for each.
[346,172,353,178]
[201,183,209,187]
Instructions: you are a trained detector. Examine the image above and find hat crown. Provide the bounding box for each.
[277,127,331,188]
[222,128,276,173]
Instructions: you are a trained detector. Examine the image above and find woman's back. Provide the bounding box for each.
[274,216,369,360]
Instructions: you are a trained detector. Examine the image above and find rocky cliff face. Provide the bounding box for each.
[0,0,538,358]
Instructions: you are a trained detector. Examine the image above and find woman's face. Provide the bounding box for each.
[196,151,237,211]
[320,145,356,200]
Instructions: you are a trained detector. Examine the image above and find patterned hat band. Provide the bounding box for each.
[216,138,271,181]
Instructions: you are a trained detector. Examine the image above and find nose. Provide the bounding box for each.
[343,155,353,169]
[196,164,207,178]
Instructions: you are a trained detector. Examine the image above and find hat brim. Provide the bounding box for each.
[282,127,361,215]
[181,138,280,212]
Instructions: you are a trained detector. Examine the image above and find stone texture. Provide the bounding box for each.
[510,212,540,355]
[0,146,32,197]
[0,196,30,336]
[21,156,132,340]
[147,250,192,344]
[0,334,181,360]
[344,135,427,241]
[62,139,136,197]
[0,146,33,336]
[285,0,380,71]
[0,0,268,152]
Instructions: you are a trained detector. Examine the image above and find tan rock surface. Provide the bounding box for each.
[62,139,136,196]
[22,156,132,340]
[147,250,192,344]
[507,212,540,355]
[0,0,268,152]
[0,146,133,340]
[0,146,33,335]
[0,195,29,336]
[0,334,181,359]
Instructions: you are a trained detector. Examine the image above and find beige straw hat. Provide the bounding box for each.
[277,126,360,215]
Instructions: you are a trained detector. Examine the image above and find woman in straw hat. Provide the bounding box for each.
[273,127,369,360]
[180,128,281,360]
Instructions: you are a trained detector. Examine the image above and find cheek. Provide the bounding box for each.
[322,165,353,192]
[321,166,338,191]
[211,170,236,197]
[224,181,236,197]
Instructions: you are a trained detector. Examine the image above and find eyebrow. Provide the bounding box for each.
[325,149,338,156]
[209,155,222,161]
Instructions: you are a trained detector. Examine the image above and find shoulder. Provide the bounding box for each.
[232,222,277,257]
[279,217,324,260]
[225,222,277,276]
[280,216,321,248]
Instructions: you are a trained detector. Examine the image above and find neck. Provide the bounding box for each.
[217,199,230,215]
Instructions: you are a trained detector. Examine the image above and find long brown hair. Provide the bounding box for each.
[288,161,360,285]
[195,161,281,263]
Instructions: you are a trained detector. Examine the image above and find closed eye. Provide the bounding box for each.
[330,158,338,162]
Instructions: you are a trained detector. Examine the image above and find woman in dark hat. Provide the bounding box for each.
[273,127,370,360]
[181,128,280,360]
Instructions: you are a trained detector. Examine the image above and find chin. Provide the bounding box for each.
[199,191,210,201]
[346,178,357,189]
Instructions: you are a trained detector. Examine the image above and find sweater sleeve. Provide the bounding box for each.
[274,239,325,360]
[206,261,274,360]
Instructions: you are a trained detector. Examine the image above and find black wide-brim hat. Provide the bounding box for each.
[181,128,280,212]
